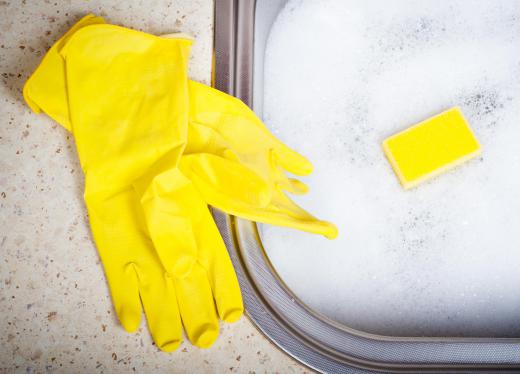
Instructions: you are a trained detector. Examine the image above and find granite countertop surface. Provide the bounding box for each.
[0,1,309,372]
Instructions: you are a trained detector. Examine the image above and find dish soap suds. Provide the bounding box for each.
[261,0,520,337]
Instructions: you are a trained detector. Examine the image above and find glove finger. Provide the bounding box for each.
[138,268,183,352]
[270,191,338,238]
[269,150,309,195]
[179,153,271,209]
[181,158,337,239]
[103,261,142,333]
[87,190,146,333]
[271,160,309,195]
[175,263,220,348]
[273,189,338,238]
[273,145,314,176]
[257,207,338,238]
[197,210,243,323]
[118,174,187,352]
[236,104,314,177]
[224,191,339,239]
[136,170,222,349]
[285,178,309,195]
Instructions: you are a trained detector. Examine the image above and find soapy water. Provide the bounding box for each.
[261,0,520,337]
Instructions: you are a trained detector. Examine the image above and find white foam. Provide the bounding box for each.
[261,0,520,337]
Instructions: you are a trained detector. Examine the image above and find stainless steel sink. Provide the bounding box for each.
[213,1,520,372]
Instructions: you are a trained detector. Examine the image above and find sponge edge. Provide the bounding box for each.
[383,107,481,189]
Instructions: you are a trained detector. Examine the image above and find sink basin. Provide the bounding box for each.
[213,1,520,372]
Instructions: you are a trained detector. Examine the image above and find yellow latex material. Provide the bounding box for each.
[383,107,481,189]
[25,16,338,239]
[24,16,337,238]
[60,24,192,193]
[23,14,105,129]
[24,15,339,350]
[158,34,337,238]
[24,16,244,351]
[184,81,338,239]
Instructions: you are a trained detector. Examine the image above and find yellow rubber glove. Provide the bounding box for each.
[24,16,337,352]
[25,15,337,240]
[24,17,245,351]
[160,34,338,239]
[184,81,338,239]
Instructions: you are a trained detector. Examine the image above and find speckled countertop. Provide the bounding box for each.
[0,1,308,372]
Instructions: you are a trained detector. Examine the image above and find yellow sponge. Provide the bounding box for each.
[383,107,481,189]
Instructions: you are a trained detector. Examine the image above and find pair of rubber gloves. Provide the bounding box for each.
[24,14,338,352]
